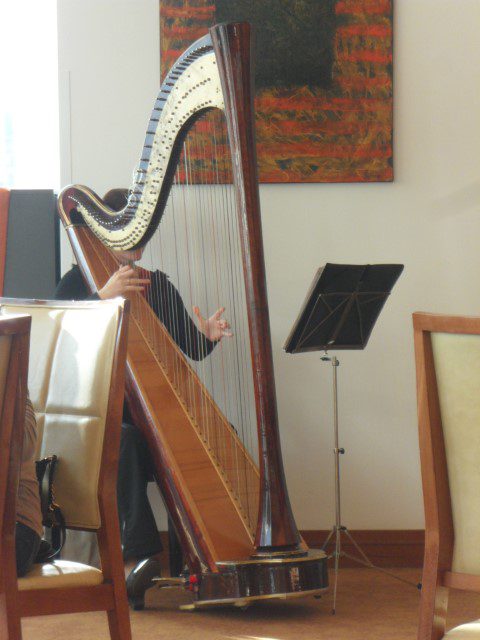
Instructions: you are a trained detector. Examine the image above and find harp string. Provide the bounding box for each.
[207,113,242,501]
[180,145,199,440]
[86,109,260,530]
[233,105,256,515]
[211,113,251,513]
[212,120,236,486]
[196,129,218,459]
[188,135,209,448]
[192,130,213,455]
[202,118,230,481]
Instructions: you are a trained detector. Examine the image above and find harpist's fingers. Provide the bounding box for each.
[214,307,225,319]
[118,266,134,277]
[129,278,150,285]
[193,306,204,321]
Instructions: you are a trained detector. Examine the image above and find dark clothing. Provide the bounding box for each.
[54,264,214,563]
[53,264,99,302]
[55,265,215,360]
[16,522,41,577]
[117,422,160,560]
[147,270,215,360]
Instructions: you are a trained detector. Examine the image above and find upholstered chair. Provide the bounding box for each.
[0,313,31,639]
[414,312,480,640]
[0,298,131,640]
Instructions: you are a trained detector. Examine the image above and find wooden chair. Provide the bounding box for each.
[0,313,32,639]
[0,299,131,640]
[414,312,480,640]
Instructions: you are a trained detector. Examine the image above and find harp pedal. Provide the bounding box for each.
[152,576,188,588]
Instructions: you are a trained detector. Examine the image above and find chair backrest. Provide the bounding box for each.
[0,314,31,588]
[430,331,480,575]
[0,328,13,418]
[0,189,9,296]
[0,299,128,531]
[414,312,480,579]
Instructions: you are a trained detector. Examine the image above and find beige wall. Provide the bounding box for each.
[57,0,480,530]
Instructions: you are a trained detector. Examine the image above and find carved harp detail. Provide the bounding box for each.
[58,23,327,606]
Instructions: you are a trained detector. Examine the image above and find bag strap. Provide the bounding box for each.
[36,456,54,522]
[35,455,66,560]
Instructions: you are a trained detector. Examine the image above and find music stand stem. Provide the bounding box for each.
[321,354,417,615]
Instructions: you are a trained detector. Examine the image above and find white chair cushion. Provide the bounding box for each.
[444,620,480,638]
[1,302,121,529]
[432,333,480,574]
[18,559,103,590]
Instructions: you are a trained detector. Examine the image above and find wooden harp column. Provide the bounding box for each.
[212,23,300,553]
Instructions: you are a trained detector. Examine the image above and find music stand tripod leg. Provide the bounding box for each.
[320,354,345,614]
[341,532,420,588]
[321,354,419,596]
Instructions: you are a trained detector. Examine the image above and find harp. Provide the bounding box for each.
[57,22,327,607]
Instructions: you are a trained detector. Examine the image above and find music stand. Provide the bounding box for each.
[285,263,405,614]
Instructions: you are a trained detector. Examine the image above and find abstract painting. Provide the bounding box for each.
[160,0,393,183]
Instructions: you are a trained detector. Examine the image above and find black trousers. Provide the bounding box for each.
[16,522,41,577]
[118,423,183,574]
[118,422,163,560]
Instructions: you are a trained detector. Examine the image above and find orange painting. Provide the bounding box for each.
[160,0,393,183]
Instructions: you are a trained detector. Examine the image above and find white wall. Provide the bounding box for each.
[57,0,480,531]
[57,0,161,272]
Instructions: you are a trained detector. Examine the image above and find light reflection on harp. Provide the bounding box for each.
[58,23,327,606]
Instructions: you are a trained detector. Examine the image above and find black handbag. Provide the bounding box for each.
[35,455,66,562]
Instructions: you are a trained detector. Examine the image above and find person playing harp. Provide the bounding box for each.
[55,190,232,605]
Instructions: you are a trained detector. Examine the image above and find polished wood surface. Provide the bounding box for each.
[0,301,132,639]
[0,314,31,640]
[444,571,480,593]
[211,22,301,553]
[68,225,257,573]
[18,585,115,617]
[413,311,480,640]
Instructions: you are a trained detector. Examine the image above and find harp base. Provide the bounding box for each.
[179,587,328,610]
[249,548,307,559]
[181,549,328,609]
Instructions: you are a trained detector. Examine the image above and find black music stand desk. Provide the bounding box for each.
[284,263,404,354]
[285,263,405,613]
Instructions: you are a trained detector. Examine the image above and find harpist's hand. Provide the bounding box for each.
[98,265,150,299]
[193,306,233,342]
